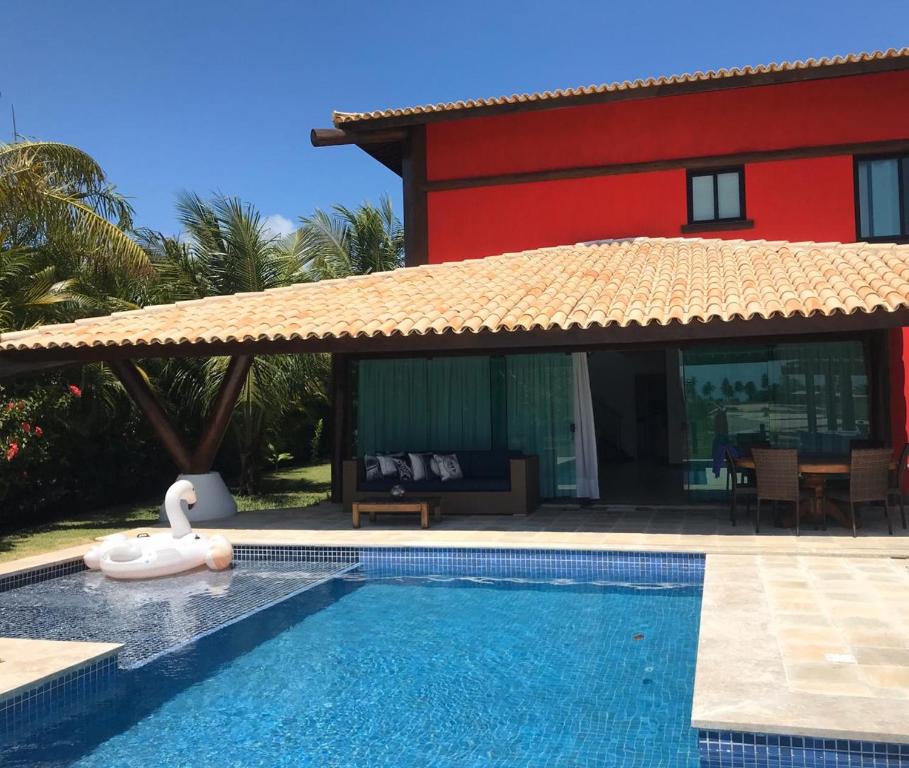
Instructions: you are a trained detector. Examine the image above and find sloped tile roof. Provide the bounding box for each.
[333,48,909,126]
[2,237,909,357]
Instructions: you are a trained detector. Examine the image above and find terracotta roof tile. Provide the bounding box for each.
[4,237,909,355]
[333,49,909,126]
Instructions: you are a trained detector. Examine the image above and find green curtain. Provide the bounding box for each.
[506,353,576,497]
[356,358,430,454]
[356,356,493,454]
[428,356,492,449]
[357,353,578,497]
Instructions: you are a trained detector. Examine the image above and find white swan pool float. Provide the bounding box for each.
[84,480,233,580]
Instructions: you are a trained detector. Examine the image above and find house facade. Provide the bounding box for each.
[4,52,909,518]
[313,50,909,505]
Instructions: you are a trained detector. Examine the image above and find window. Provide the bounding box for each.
[856,155,909,241]
[687,168,745,224]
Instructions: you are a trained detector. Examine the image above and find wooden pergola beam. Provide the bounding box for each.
[110,359,193,473]
[309,127,407,147]
[190,354,254,474]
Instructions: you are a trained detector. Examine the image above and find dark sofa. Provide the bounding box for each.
[342,450,539,515]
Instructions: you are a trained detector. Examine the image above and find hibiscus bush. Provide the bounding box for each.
[0,385,77,508]
[0,375,172,526]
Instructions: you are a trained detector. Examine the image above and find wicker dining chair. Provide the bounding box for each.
[725,447,756,526]
[827,448,893,537]
[751,448,812,536]
[886,443,909,530]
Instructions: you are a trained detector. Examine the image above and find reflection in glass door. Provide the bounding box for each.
[681,341,870,500]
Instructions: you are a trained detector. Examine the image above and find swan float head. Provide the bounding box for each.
[165,479,197,539]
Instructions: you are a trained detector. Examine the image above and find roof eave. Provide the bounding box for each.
[329,52,909,131]
[309,127,407,175]
[3,306,907,377]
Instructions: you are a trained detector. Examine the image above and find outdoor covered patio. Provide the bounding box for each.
[2,236,909,532]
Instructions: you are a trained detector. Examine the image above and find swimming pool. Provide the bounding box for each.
[1,553,702,767]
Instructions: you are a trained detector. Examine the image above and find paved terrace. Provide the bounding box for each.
[2,501,909,745]
[199,501,909,557]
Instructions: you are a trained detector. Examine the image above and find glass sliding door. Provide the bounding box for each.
[681,340,870,499]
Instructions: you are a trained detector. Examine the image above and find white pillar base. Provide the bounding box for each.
[159,471,237,523]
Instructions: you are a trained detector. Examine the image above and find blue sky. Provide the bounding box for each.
[4,0,908,236]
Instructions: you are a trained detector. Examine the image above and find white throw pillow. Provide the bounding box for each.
[408,452,427,481]
[433,453,463,482]
[376,453,398,477]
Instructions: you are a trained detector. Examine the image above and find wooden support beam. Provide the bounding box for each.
[402,125,428,266]
[310,127,408,147]
[110,359,193,473]
[191,354,254,474]
[330,354,350,503]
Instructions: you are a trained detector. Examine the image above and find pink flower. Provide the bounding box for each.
[4,401,14,412]
[21,422,30,434]
[6,442,19,461]
[33,426,43,437]
[68,385,82,398]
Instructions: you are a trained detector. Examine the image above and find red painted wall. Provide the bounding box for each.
[427,156,855,263]
[421,69,909,448]
[426,71,909,181]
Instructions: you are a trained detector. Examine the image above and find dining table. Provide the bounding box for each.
[733,455,896,529]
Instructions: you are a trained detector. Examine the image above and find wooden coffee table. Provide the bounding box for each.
[352,497,442,529]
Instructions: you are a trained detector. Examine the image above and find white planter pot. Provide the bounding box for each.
[159,471,237,523]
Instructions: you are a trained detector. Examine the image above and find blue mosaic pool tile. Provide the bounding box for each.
[233,544,358,564]
[0,654,118,738]
[236,544,704,583]
[699,730,909,768]
[0,560,356,668]
[355,547,705,583]
[0,558,86,593]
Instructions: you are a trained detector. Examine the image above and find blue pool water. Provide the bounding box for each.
[2,571,702,767]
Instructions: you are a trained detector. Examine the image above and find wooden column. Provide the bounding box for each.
[402,125,428,267]
[330,353,350,503]
[191,354,254,473]
[110,359,193,473]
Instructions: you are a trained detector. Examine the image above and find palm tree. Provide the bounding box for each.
[297,195,404,280]
[0,141,149,273]
[145,193,328,494]
[0,140,151,332]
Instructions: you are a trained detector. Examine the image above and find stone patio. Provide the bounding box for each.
[189,501,909,558]
[694,553,909,742]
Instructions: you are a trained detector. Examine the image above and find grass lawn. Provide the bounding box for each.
[0,463,331,564]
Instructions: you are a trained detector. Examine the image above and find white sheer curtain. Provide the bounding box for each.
[572,352,600,499]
